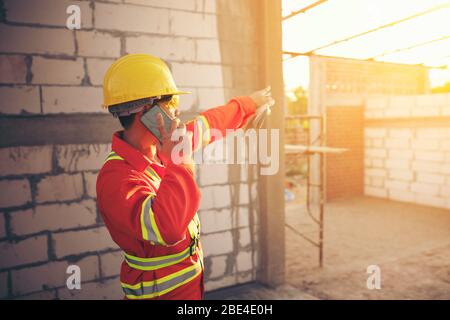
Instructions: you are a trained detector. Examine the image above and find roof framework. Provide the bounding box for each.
[282,0,450,68]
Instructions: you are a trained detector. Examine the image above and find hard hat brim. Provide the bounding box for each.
[171,90,191,95]
[103,91,191,109]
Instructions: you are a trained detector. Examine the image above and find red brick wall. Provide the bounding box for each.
[326,106,364,200]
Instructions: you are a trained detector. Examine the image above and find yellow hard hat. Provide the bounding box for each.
[102,54,189,111]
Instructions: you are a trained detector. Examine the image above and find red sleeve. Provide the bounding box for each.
[186,96,257,150]
[97,163,200,246]
[150,163,200,244]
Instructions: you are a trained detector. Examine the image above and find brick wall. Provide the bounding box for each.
[198,161,259,291]
[0,0,263,299]
[364,93,450,209]
[310,56,428,204]
[0,143,121,299]
[326,106,364,199]
[320,56,429,96]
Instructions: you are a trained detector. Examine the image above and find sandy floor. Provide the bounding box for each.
[205,283,318,300]
[285,196,450,299]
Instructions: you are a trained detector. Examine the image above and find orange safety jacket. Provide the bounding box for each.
[96,96,256,300]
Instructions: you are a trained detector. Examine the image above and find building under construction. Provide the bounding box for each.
[0,0,449,300]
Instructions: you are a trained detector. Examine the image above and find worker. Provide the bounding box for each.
[96,54,274,300]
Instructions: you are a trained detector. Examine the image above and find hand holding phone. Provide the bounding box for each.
[141,104,174,144]
[141,105,193,166]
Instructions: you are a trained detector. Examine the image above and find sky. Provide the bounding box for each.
[282,0,450,91]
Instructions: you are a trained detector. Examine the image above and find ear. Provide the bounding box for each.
[134,105,150,124]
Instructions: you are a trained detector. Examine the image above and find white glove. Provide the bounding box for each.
[248,86,275,129]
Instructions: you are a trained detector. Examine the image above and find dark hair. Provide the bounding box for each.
[118,113,136,130]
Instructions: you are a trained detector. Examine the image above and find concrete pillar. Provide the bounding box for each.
[256,0,286,287]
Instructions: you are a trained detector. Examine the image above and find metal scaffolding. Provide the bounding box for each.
[284,115,347,267]
[282,0,328,21]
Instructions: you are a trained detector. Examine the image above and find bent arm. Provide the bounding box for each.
[98,164,200,246]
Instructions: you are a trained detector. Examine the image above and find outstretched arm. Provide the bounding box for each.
[186,87,274,150]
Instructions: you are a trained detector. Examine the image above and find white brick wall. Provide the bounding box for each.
[15,290,56,300]
[0,86,41,115]
[83,172,98,198]
[365,93,450,119]
[0,272,7,298]
[86,59,115,86]
[365,93,450,209]
[204,274,237,292]
[95,2,169,33]
[0,0,262,299]
[0,215,6,239]
[52,227,117,258]
[208,255,228,279]
[0,179,32,208]
[198,88,226,110]
[58,278,123,300]
[0,146,52,176]
[42,87,105,114]
[199,163,229,186]
[172,63,225,87]
[0,0,258,116]
[202,231,233,256]
[56,144,111,172]
[170,11,218,38]
[125,35,196,62]
[125,0,197,11]
[75,31,121,58]
[239,227,254,248]
[31,57,84,85]
[10,200,97,236]
[35,174,84,203]
[11,255,99,296]
[4,0,92,28]
[0,55,27,84]
[196,39,222,63]
[199,209,233,234]
[0,235,48,269]
[0,25,75,55]
[100,251,123,278]
[199,185,231,210]
[236,250,253,272]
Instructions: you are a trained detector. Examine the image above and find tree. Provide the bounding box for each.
[286,86,308,115]
[431,81,450,94]
[285,86,309,129]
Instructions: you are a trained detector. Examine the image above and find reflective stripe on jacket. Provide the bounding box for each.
[96,96,256,300]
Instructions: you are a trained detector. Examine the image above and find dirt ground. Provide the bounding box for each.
[285,196,450,300]
[206,195,449,300]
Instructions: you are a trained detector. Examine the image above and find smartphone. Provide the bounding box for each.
[140,104,174,143]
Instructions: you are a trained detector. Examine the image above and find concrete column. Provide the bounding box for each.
[257,0,286,287]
